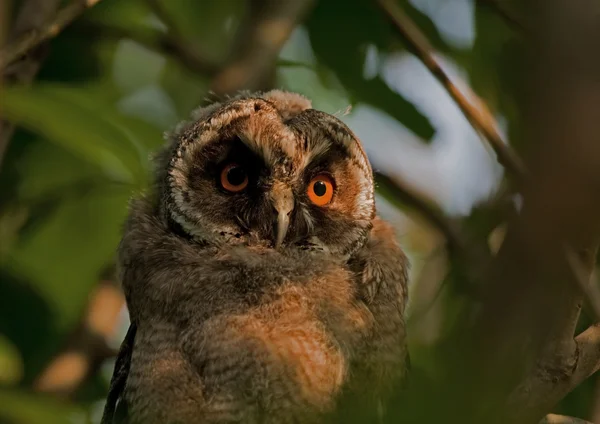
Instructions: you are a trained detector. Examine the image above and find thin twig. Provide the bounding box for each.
[0,0,103,72]
[377,0,527,180]
[375,169,494,299]
[374,170,464,253]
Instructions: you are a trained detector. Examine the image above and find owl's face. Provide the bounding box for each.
[158,90,375,257]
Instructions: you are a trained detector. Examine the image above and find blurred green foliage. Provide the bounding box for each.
[0,0,596,423]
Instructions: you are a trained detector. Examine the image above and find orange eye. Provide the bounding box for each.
[220,163,248,192]
[307,174,334,206]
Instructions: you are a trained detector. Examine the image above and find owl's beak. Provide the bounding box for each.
[271,184,294,249]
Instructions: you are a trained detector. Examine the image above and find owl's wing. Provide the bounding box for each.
[101,323,136,424]
[343,217,410,419]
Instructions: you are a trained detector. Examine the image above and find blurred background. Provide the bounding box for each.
[1,0,600,423]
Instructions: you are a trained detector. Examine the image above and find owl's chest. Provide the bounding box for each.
[184,277,373,410]
[191,249,365,319]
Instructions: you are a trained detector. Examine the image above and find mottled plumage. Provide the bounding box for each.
[103,90,409,424]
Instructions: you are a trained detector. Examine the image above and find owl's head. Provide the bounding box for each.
[155,90,375,257]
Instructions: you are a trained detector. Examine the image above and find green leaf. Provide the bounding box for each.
[400,0,459,54]
[1,139,133,375]
[0,335,23,385]
[306,0,435,140]
[5,187,131,333]
[152,0,246,63]
[0,84,153,185]
[0,388,82,424]
[469,5,524,149]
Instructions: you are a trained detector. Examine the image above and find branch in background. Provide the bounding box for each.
[209,0,316,97]
[374,170,464,254]
[0,0,103,72]
[80,0,314,98]
[540,414,594,424]
[477,0,526,33]
[374,169,495,303]
[75,21,219,76]
[142,0,219,75]
[377,0,600,330]
[33,278,124,397]
[376,0,526,180]
[377,0,600,421]
[526,325,600,424]
[0,0,62,171]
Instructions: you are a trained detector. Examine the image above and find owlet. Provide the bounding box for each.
[102,90,409,424]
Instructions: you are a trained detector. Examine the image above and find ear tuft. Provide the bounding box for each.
[260,90,312,120]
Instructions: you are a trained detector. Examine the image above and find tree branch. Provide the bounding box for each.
[375,1,600,421]
[374,170,464,253]
[572,325,600,390]
[209,0,316,97]
[0,0,103,72]
[565,248,600,322]
[0,0,62,171]
[376,0,527,180]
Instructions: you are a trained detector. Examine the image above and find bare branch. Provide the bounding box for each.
[209,0,316,97]
[0,0,103,72]
[376,0,526,180]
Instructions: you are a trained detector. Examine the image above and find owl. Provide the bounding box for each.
[102,90,409,424]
